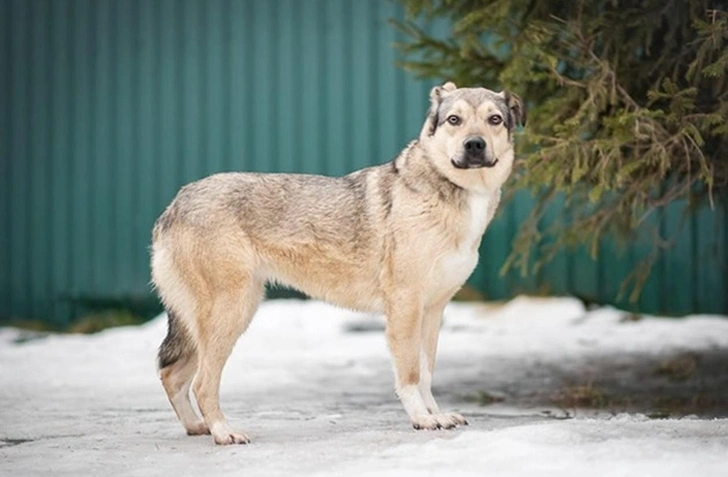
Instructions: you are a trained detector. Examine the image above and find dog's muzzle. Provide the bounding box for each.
[451,136,498,169]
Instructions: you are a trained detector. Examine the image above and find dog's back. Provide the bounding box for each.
[153,169,390,312]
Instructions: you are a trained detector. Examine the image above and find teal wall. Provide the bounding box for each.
[1,0,726,326]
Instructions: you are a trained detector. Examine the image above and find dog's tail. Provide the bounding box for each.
[158,309,196,370]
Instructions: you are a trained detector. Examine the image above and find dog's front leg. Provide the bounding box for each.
[419,304,468,428]
[386,299,451,430]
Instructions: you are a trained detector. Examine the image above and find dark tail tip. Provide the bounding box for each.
[158,309,195,369]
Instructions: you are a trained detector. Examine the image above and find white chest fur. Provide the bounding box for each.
[460,192,493,251]
[435,192,494,293]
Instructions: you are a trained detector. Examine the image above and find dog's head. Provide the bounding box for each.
[419,82,526,192]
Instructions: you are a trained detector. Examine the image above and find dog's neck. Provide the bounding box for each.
[392,140,468,204]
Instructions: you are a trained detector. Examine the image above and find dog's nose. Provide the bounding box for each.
[464,136,486,154]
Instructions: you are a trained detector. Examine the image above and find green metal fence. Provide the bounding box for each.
[1,0,726,327]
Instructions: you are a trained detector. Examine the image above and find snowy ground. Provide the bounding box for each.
[1,296,727,476]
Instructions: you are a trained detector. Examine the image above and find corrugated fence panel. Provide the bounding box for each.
[9,0,31,323]
[694,203,726,313]
[0,0,10,322]
[0,0,726,326]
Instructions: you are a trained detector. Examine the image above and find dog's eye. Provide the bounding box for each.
[447,115,461,126]
[488,115,503,126]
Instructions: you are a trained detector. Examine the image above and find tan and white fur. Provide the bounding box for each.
[151,82,526,445]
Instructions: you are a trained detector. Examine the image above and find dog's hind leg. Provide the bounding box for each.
[158,310,209,436]
[192,278,264,445]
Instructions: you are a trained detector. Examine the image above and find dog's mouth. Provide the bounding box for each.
[451,157,499,170]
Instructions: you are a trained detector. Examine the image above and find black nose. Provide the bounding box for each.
[464,136,486,154]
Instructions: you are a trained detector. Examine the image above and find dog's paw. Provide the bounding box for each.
[213,431,250,445]
[211,422,251,445]
[433,412,468,429]
[411,414,442,431]
[412,412,468,431]
[185,421,211,436]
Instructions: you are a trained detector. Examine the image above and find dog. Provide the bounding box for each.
[151,82,525,445]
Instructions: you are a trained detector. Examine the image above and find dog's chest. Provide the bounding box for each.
[434,194,492,292]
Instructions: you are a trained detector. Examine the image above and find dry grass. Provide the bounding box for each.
[465,391,506,406]
[551,382,609,409]
[655,353,699,382]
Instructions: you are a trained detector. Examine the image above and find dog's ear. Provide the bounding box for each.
[441,81,457,92]
[421,82,457,138]
[504,91,526,128]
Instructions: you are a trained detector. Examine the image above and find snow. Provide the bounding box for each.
[1,296,727,476]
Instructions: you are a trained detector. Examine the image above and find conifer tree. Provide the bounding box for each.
[396,0,727,299]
